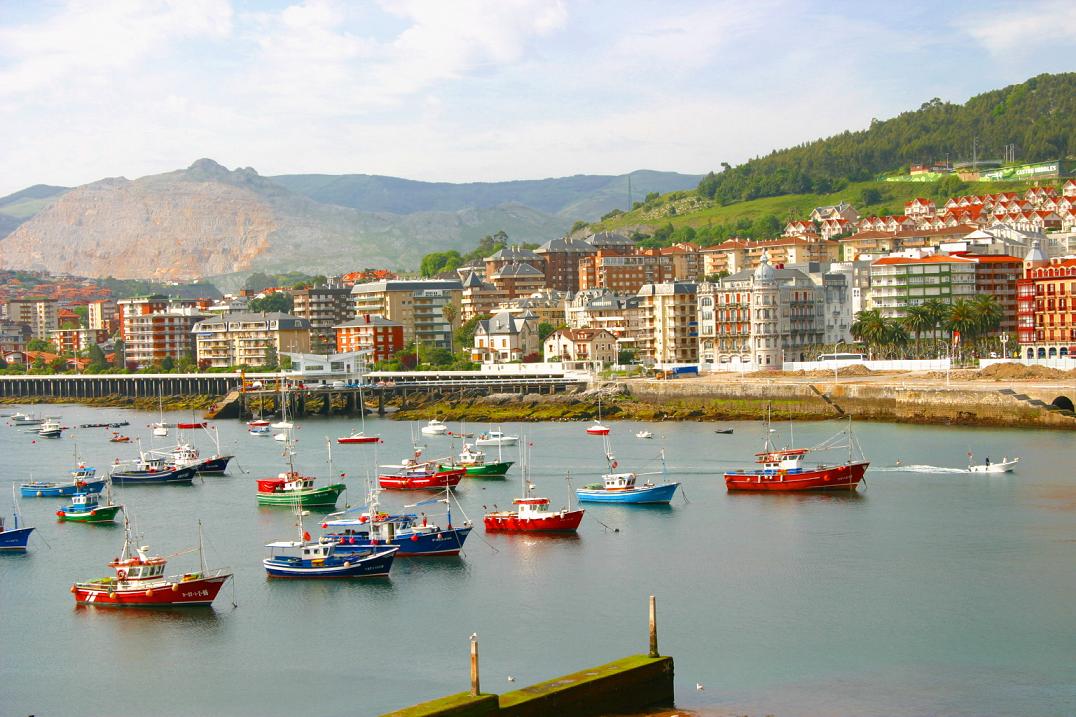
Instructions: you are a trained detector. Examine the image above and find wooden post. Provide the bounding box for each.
[470,635,480,696]
[648,594,658,658]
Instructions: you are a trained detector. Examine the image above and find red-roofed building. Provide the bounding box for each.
[1017,254,1076,359]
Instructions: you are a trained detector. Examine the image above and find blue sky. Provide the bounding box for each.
[0,0,1073,195]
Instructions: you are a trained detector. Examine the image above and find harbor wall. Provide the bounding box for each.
[380,655,674,717]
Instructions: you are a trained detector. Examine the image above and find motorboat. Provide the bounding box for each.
[420,419,448,436]
[635,430,653,439]
[38,419,63,438]
[967,455,1019,473]
[474,429,518,447]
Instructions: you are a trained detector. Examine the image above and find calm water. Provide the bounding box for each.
[1,405,1074,717]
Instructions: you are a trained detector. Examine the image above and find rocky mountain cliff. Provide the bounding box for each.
[0,160,699,283]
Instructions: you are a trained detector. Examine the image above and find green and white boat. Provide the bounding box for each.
[57,485,124,524]
[446,443,513,477]
[256,436,345,507]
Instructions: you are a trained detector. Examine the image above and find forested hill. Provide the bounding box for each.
[697,73,1076,204]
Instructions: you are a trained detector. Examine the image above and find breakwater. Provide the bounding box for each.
[391,377,1076,429]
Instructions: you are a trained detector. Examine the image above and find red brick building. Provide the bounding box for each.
[1017,255,1076,359]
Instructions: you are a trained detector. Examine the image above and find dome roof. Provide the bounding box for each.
[753,250,776,283]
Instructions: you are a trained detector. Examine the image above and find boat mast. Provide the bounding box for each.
[198,519,208,574]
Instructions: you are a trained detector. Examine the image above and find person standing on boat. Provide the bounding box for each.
[985,457,990,467]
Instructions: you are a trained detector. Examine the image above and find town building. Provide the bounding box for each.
[87,299,118,334]
[543,327,619,369]
[0,321,31,355]
[459,272,500,322]
[868,253,978,322]
[334,314,404,363]
[636,282,698,364]
[1016,244,1076,359]
[291,286,354,352]
[122,307,206,368]
[484,246,545,278]
[489,262,546,301]
[48,327,109,354]
[192,312,311,368]
[6,298,58,340]
[969,254,1023,335]
[471,310,539,363]
[701,240,749,278]
[578,249,675,293]
[350,280,462,350]
[659,243,704,281]
[697,252,824,369]
[534,236,596,293]
[496,289,569,326]
[565,289,641,353]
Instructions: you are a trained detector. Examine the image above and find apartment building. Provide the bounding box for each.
[0,321,31,355]
[484,246,545,278]
[87,299,118,333]
[969,254,1023,335]
[535,236,596,292]
[350,280,462,349]
[48,327,109,354]
[292,286,353,351]
[334,314,404,363]
[697,252,824,369]
[192,312,311,368]
[116,295,207,367]
[6,298,58,340]
[1016,246,1076,359]
[636,282,698,364]
[579,249,675,293]
[868,254,978,321]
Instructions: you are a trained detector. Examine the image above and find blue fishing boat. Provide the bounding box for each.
[323,488,472,557]
[576,445,680,504]
[20,464,105,497]
[109,447,196,486]
[263,539,398,578]
[2,487,34,550]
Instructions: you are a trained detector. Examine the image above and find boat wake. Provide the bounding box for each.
[870,464,968,475]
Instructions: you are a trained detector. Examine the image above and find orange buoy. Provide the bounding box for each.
[171,583,179,592]
[70,585,76,593]
[145,589,153,597]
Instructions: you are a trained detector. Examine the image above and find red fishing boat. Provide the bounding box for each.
[723,419,868,492]
[378,450,464,491]
[337,432,381,445]
[483,441,584,532]
[71,518,232,607]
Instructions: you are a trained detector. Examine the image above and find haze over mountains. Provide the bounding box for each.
[0,160,699,283]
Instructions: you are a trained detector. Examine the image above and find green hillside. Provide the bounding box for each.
[595,177,1036,246]
[693,72,1074,205]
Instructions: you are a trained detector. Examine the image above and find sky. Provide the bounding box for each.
[0,0,1073,196]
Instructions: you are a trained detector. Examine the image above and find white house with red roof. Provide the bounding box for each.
[904,197,936,218]
[1063,179,1076,198]
[782,220,816,238]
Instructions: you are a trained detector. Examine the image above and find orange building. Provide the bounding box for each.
[1017,254,1076,359]
[578,248,675,293]
[335,314,404,363]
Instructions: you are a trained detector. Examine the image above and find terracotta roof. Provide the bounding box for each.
[872,254,976,266]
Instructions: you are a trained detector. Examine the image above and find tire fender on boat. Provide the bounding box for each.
[343,561,351,568]
[145,589,154,597]
[117,569,127,580]
[171,583,179,592]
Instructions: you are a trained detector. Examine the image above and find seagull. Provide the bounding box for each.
[507,676,515,682]
[696,682,704,691]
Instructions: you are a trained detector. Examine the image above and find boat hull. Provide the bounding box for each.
[463,461,513,476]
[483,509,584,532]
[474,438,517,446]
[263,549,396,578]
[256,484,345,506]
[724,461,869,492]
[195,455,232,474]
[379,469,465,491]
[337,436,381,444]
[576,482,680,504]
[329,525,472,557]
[0,527,34,550]
[585,428,610,436]
[57,505,123,523]
[111,466,197,485]
[72,572,231,606]
[20,479,105,497]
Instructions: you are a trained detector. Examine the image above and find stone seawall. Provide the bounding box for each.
[626,379,1076,429]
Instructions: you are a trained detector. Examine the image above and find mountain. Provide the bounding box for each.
[696,72,1076,204]
[0,162,699,283]
[269,170,701,217]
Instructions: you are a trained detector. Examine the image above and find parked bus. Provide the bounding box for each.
[816,352,865,362]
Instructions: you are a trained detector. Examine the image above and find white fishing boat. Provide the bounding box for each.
[967,454,1019,474]
[420,419,448,436]
[635,430,653,439]
[475,428,518,446]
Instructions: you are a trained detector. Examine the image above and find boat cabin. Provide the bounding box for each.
[264,540,336,561]
[110,554,167,582]
[601,472,639,490]
[70,493,97,510]
[257,472,314,493]
[512,497,552,516]
[754,448,807,474]
[458,445,485,466]
[71,464,96,482]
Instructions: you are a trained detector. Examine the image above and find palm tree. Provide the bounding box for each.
[971,294,1003,337]
[851,309,887,354]
[903,305,934,357]
[921,298,950,355]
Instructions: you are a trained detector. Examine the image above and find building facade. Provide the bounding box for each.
[697,252,825,369]
[350,280,462,349]
[543,327,619,368]
[291,287,353,351]
[192,312,311,368]
[334,314,404,363]
[6,298,58,340]
[1017,249,1076,359]
[535,236,596,292]
[868,254,978,321]
[471,310,539,363]
[636,282,698,364]
[579,250,675,293]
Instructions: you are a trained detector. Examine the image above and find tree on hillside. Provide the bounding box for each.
[420,251,463,277]
[570,220,589,233]
[112,339,125,368]
[86,343,107,369]
[249,292,293,314]
[27,338,55,353]
[859,187,882,206]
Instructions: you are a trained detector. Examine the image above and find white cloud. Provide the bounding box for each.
[0,0,233,98]
[965,0,1076,52]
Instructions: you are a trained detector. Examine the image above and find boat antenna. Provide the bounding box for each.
[198,519,208,574]
[566,470,575,512]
